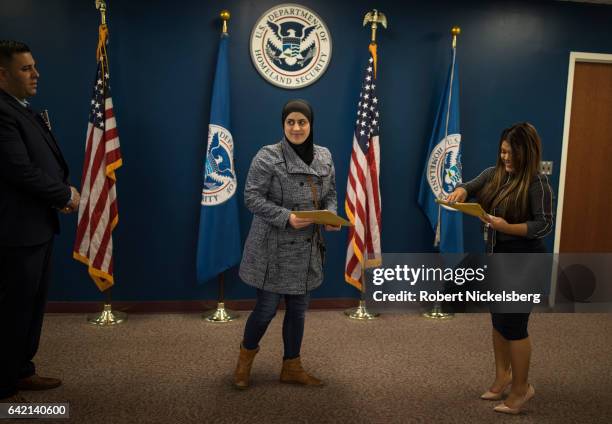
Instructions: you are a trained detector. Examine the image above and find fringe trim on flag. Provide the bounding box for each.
[345,273,362,291]
[345,200,363,290]
[366,258,382,267]
[97,24,108,62]
[351,239,364,264]
[110,214,119,231]
[97,24,110,85]
[345,200,355,225]
[344,198,383,289]
[73,252,114,291]
[369,43,377,77]
[106,158,123,181]
[345,200,365,264]
[345,201,365,263]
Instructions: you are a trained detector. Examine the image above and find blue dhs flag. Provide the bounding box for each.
[196,32,241,284]
[418,44,464,253]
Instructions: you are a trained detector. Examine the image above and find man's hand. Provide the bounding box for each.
[60,186,80,214]
[289,213,314,229]
[324,224,341,231]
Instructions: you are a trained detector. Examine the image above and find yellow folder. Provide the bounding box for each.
[435,199,488,219]
[292,210,353,227]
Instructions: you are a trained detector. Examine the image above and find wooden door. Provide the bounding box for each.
[560,62,612,252]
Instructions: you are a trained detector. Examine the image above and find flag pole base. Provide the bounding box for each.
[422,304,454,320]
[87,303,126,326]
[203,302,238,323]
[345,300,379,320]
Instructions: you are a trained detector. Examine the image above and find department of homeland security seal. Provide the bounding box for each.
[427,134,462,204]
[250,3,332,89]
[202,124,237,206]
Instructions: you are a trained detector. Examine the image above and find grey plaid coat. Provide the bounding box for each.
[239,139,338,294]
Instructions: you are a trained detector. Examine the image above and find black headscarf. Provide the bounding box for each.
[282,99,314,165]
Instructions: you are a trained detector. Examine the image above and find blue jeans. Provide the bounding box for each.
[242,289,310,360]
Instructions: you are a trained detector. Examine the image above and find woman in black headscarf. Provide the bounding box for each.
[233,99,340,389]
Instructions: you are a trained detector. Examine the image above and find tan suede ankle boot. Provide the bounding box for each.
[279,357,324,386]
[234,344,259,389]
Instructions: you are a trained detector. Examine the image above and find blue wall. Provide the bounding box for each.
[2,0,612,301]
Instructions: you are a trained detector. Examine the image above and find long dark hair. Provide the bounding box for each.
[478,122,542,222]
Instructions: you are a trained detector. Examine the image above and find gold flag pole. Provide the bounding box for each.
[88,288,126,326]
[345,10,387,321]
[86,0,126,326]
[344,267,379,320]
[202,10,239,323]
[220,9,229,34]
[451,26,460,49]
[95,0,106,25]
[423,26,461,321]
[203,273,239,323]
[364,9,387,45]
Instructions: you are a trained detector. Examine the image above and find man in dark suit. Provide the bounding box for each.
[0,40,80,402]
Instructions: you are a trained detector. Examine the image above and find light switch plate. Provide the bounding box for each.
[540,161,553,175]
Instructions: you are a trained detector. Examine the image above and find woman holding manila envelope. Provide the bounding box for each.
[447,122,554,415]
[234,99,340,389]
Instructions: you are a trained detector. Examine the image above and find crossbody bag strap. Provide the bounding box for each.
[305,175,323,247]
[305,175,319,209]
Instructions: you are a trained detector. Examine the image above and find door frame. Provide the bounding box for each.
[554,51,612,254]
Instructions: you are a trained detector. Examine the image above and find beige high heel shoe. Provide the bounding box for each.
[481,389,505,400]
[480,379,511,400]
[493,385,535,414]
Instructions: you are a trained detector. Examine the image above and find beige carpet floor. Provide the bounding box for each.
[8,312,612,423]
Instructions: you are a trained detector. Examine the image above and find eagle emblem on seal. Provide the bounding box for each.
[265,21,317,69]
[204,131,235,191]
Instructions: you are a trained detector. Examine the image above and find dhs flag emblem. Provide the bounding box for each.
[250,3,332,89]
[202,124,237,206]
[426,133,462,205]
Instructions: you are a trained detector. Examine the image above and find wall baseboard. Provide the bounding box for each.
[45,298,360,313]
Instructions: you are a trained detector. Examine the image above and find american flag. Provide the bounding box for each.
[73,44,122,292]
[345,44,382,291]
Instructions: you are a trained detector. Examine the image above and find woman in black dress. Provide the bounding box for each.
[447,122,554,414]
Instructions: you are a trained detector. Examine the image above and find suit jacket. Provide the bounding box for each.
[0,89,71,246]
[239,138,338,294]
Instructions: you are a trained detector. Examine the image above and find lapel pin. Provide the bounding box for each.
[40,109,52,131]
